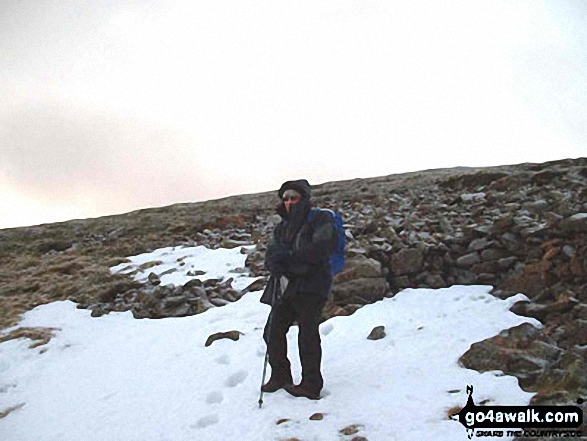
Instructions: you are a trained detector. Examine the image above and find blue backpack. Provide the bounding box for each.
[307,208,346,276]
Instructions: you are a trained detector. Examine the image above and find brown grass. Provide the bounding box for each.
[0,403,25,419]
[0,327,59,348]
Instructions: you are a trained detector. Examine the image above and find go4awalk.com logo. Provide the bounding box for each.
[451,385,584,439]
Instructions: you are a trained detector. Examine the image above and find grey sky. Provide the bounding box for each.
[1,0,586,229]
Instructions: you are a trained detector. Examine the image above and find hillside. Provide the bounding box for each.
[1,157,586,439]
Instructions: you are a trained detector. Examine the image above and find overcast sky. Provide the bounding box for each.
[1,0,586,229]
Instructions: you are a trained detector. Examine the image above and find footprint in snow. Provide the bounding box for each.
[215,354,230,365]
[225,370,248,387]
[192,414,219,429]
[320,323,334,336]
[205,390,224,404]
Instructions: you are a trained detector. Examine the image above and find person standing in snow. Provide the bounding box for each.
[260,179,337,400]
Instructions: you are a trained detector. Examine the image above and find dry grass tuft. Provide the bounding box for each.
[0,403,25,419]
[0,327,60,348]
[447,405,462,419]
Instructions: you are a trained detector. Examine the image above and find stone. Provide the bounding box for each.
[335,255,382,283]
[498,256,518,270]
[309,413,324,421]
[209,298,231,307]
[340,424,363,436]
[510,297,579,321]
[367,326,386,340]
[390,248,424,276]
[459,323,555,391]
[332,278,388,304]
[240,278,267,294]
[562,245,576,258]
[184,278,204,288]
[454,269,477,284]
[481,248,509,262]
[392,276,411,290]
[456,252,481,268]
[148,272,161,286]
[419,272,446,288]
[161,303,190,317]
[164,295,187,308]
[471,261,500,274]
[561,213,587,234]
[574,303,587,320]
[468,238,492,252]
[204,330,243,347]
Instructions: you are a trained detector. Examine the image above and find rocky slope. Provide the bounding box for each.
[1,157,586,436]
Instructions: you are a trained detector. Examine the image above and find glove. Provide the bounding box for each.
[265,243,293,275]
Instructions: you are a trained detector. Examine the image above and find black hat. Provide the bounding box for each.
[278,179,312,200]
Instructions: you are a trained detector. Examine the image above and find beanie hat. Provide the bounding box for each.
[278,179,312,200]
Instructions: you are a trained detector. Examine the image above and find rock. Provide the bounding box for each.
[471,261,499,274]
[221,239,254,249]
[454,269,477,285]
[309,413,324,421]
[574,303,587,320]
[562,245,576,258]
[240,278,267,294]
[204,330,243,347]
[367,326,386,340]
[456,252,481,268]
[531,169,565,184]
[148,272,161,286]
[510,297,579,321]
[459,323,556,391]
[481,248,510,262]
[555,319,587,349]
[332,278,388,304]
[203,278,221,287]
[209,298,231,307]
[276,418,290,425]
[161,303,190,317]
[390,248,424,276]
[498,256,518,270]
[164,295,187,308]
[535,350,587,396]
[340,424,363,436]
[184,278,204,288]
[91,306,107,317]
[561,213,587,234]
[416,272,447,288]
[335,255,382,283]
[131,306,151,319]
[468,238,492,252]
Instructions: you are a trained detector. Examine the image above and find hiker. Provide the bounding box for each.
[260,179,338,400]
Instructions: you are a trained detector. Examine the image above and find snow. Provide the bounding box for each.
[460,193,486,202]
[109,245,260,291]
[570,213,587,220]
[0,246,539,441]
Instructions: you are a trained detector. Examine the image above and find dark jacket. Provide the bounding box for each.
[260,197,337,305]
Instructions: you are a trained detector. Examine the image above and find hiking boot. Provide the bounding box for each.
[284,383,321,400]
[261,374,293,393]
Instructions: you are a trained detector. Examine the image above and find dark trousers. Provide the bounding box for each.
[263,294,326,393]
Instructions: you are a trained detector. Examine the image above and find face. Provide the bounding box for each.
[282,189,302,212]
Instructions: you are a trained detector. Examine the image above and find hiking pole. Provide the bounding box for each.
[258,307,274,409]
[258,343,270,408]
[259,277,280,409]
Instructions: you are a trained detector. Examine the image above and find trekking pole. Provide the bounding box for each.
[258,344,270,408]
[258,308,273,409]
[259,277,280,409]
